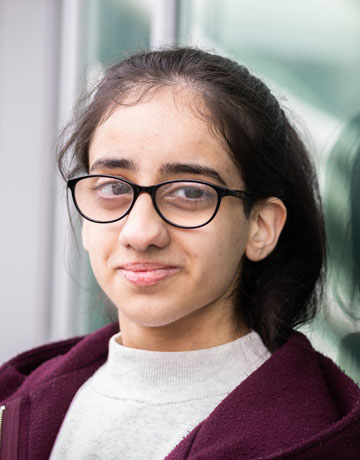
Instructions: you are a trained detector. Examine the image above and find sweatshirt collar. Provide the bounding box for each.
[90,331,270,404]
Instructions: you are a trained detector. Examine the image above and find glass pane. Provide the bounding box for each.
[82,0,151,65]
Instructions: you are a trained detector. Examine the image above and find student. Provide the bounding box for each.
[0,48,359,460]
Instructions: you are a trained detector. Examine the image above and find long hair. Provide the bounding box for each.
[58,47,326,351]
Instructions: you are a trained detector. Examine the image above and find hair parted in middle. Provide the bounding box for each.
[58,47,326,352]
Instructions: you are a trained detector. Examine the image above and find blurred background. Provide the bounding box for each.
[0,0,359,383]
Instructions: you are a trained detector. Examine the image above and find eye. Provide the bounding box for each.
[172,186,207,199]
[157,182,217,211]
[94,179,132,197]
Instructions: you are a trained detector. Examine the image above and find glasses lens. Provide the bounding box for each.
[74,176,133,222]
[156,181,218,227]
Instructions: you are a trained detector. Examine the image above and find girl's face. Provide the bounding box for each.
[82,88,253,350]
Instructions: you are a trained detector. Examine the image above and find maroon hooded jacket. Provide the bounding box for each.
[0,323,359,460]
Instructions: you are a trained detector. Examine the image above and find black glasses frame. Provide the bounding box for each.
[67,174,257,229]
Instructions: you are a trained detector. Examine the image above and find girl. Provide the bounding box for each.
[0,48,359,460]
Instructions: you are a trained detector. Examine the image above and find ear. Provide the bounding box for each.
[82,222,89,252]
[245,198,287,262]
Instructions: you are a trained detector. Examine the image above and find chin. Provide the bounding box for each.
[117,301,193,329]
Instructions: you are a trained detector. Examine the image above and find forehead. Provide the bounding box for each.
[89,88,242,186]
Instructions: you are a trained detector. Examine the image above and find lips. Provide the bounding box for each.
[119,263,179,286]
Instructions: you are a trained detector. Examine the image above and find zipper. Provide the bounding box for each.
[0,399,21,460]
[0,405,5,455]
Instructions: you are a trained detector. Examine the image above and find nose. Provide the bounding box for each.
[118,193,170,251]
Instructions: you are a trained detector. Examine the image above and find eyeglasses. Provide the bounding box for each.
[67,175,256,229]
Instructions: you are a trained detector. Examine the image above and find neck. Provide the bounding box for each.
[117,304,250,351]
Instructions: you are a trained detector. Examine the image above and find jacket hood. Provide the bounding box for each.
[0,322,119,403]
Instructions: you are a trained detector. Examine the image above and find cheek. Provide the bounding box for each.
[186,221,247,293]
[83,225,115,276]
[212,211,249,264]
[214,234,244,281]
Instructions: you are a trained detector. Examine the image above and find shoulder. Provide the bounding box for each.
[0,322,119,403]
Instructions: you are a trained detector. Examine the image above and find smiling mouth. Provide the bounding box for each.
[119,264,179,286]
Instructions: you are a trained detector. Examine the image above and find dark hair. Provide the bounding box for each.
[58,47,325,352]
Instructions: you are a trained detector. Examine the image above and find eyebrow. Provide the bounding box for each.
[159,163,227,186]
[89,157,227,186]
[90,158,138,172]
